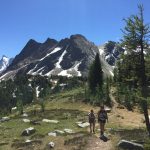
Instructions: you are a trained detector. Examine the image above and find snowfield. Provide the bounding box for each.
[40,47,61,61]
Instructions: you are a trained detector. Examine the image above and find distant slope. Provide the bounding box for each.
[99,41,125,66]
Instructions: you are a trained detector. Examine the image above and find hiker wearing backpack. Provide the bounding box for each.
[88,109,96,133]
[98,106,108,137]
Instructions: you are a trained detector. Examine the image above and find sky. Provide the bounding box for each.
[0,0,149,58]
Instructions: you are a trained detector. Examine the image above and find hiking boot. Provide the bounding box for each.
[99,135,104,139]
[100,131,104,136]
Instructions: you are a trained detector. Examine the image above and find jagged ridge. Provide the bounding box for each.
[0,34,113,80]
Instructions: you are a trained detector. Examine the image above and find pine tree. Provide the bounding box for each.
[121,5,150,135]
[88,53,103,94]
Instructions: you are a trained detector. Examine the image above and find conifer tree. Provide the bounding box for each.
[121,5,150,135]
[88,53,103,94]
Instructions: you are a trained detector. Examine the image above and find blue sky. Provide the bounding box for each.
[0,0,149,58]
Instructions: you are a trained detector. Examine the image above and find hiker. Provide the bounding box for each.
[88,109,96,133]
[98,106,108,137]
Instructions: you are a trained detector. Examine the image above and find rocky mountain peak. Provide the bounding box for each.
[44,38,58,45]
[2,55,9,61]
[70,34,87,40]
[0,34,113,80]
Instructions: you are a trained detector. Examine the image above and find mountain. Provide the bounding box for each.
[0,34,113,80]
[99,41,125,66]
[0,55,13,74]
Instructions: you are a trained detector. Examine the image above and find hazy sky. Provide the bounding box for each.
[0,0,149,58]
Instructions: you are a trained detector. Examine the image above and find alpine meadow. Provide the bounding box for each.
[0,1,150,150]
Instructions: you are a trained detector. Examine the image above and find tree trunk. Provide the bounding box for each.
[142,99,150,136]
[140,40,150,136]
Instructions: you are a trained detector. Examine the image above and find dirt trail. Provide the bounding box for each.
[85,87,144,150]
[85,88,116,150]
[85,134,113,150]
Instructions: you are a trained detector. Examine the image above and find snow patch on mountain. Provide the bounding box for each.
[109,70,114,76]
[40,47,61,61]
[31,66,45,76]
[124,50,128,55]
[55,50,67,69]
[58,61,82,77]
[38,67,45,75]
[74,62,82,76]
[27,64,38,75]
[58,70,73,77]
[105,55,110,60]
[36,86,40,98]
[45,70,53,77]
[99,48,104,55]
[0,55,13,73]
[0,71,13,80]
[49,47,62,55]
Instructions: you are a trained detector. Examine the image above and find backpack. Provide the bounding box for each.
[89,113,95,122]
[99,111,107,121]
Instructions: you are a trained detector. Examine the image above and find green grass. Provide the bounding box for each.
[0,88,90,149]
[0,87,148,150]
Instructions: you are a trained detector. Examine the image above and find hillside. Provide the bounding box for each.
[0,87,148,150]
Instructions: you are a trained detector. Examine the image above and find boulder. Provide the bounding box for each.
[105,107,111,113]
[21,127,36,136]
[48,142,55,148]
[42,119,59,123]
[23,119,30,123]
[25,139,32,143]
[30,120,41,125]
[12,107,17,111]
[64,129,74,134]
[77,122,90,128]
[55,130,65,135]
[118,140,144,150]
[0,116,10,122]
[22,113,28,117]
[48,132,56,137]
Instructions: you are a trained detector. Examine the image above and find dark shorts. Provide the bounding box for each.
[89,119,95,124]
[99,119,106,124]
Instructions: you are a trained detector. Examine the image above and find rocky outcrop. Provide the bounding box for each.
[76,122,90,128]
[42,119,59,123]
[48,142,55,149]
[21,127,36,136]
[0,116,10,122]
[99,41,125,66]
